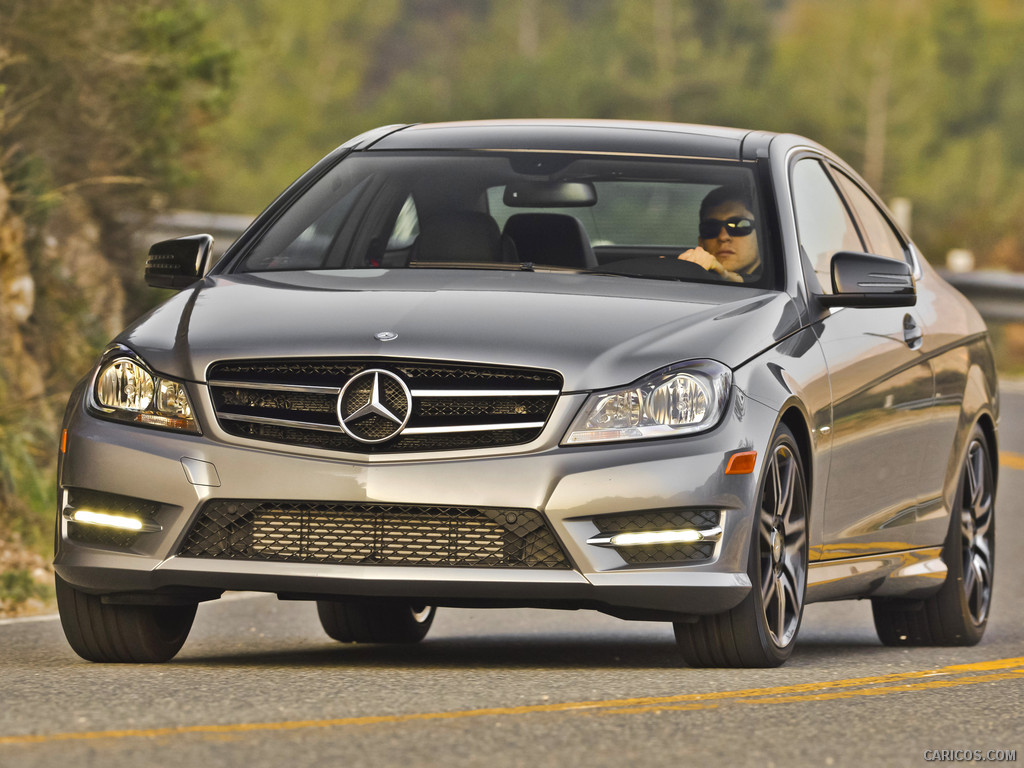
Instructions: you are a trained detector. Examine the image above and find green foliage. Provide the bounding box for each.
[187,0,1024,273]
[0,568,53,605]
[0,0,236,573]
[0,374,55,548]
[0,0,234,215]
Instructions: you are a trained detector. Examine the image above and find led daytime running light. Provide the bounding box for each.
[611,529,706,546]
[587,525,724,548]
[70,510,144,531]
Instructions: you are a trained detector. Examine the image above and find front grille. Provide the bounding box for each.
[179,500,571,569]
[594,509,720,565]
[66,489,161,549]
[208,358,562,454]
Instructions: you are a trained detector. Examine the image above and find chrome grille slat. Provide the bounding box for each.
[207,358,562,454]
[208,380,342,395]
[402,422,546,435]
[219,413,344,433]
[411,389,561,397]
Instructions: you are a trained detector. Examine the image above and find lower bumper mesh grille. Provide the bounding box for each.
[179,500,570,569]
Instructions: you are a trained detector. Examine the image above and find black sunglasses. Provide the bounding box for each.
[699,216,756,239]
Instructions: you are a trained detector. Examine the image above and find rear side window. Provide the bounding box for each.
[831,172,907,263]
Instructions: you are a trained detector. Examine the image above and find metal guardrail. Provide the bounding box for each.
[937,270,1024,323]
[140,211,1024,323]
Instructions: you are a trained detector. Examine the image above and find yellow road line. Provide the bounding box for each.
[3,657,1023,747]
[1000,451,1024,471]
[603,667,1024,715]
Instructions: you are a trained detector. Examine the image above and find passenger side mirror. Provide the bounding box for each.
[817,251,916,308]
[145,234,214,290]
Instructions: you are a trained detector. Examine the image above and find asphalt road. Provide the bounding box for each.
[3,392,1024,768]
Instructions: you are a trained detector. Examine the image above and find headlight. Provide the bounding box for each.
[562,360,731,445]
[90,350,200,434]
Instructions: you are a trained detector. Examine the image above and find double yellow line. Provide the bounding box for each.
[4,656,1023,746]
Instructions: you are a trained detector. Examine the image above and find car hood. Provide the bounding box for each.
[120,270,803,391]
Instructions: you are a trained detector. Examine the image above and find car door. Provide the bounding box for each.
[829,169,965,532]
[791,156,936,560]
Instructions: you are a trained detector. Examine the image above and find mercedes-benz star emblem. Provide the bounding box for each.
[374,331,398,342]
[337,369,411,444]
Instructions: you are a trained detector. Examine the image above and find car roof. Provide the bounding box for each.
[361,119,768,160]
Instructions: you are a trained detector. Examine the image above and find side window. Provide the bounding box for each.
[831,172,907,263]
[791,158,864,294]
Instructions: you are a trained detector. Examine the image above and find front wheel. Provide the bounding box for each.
[316,599,436,644]
[872,425,995,646]
[674,424,809,667]
[55,575,196,663]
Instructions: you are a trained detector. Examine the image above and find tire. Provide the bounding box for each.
[316,599,436,644]
[872,425,995,646]
[55,575,196,663]
[674,424,809,667]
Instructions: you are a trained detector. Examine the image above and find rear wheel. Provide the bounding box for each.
[674,424,809,667]
[316,599,436,644]
[872,425,995,646]
[55,575,196,663]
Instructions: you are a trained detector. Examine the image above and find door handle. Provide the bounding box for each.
[903,313,923,350]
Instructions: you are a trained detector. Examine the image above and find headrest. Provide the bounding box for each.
[415,211,503,263]
[502,213,597,268]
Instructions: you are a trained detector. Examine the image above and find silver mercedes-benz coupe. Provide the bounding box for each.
[54,120,998,666]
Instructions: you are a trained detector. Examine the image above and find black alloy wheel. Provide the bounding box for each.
[675,424,809,667]
[757,434,808,650]
[872,424,995,646]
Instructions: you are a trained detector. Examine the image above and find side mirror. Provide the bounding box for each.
[145,234,214,290]
[818,251,916,308]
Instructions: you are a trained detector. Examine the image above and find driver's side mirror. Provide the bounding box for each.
[817,251,916,308]
[144,234,214,290]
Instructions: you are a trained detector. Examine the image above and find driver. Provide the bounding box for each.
[676,185,761,282]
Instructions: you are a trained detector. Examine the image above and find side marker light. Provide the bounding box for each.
[725,450,757,475]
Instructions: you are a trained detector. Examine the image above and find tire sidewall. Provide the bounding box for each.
[941,424,995,641]
[746,424,809,664]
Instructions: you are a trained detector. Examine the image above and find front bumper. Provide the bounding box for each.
[55,388,775,620]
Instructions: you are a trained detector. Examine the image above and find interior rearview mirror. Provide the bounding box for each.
[503,181,597,208]
[145,234,214,290]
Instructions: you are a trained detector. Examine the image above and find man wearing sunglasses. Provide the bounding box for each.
[677,185,761,282]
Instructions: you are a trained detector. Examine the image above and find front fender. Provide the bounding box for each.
[732,325,832,560]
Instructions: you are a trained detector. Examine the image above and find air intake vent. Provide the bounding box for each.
[179,500,571,569]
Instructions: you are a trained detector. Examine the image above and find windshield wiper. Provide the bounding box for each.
[409,261,529,271]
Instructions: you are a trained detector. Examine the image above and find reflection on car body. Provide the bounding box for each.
[54,120,998,666]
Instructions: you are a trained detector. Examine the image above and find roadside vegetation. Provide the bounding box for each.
[3,0,1024,614]
[0,0,232,613]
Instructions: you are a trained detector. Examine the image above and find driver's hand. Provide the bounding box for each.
[676,247,743,283]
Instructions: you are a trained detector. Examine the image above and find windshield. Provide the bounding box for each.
[232,151,772,286]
